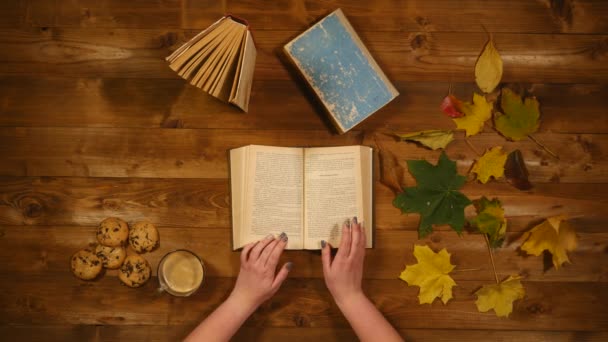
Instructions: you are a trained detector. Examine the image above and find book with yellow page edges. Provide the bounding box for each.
[166,15,256,112]
[284,9,399,133]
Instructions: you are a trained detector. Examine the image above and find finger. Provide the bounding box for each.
[266,233,288,268]
[258,238,280,265]
[249,234,275,262]
[240,241,258,264]
[360,221,367,249]
[321,240,332,275]
[271,262,293,290]
[350,217,362,258]
[335,219,352,259]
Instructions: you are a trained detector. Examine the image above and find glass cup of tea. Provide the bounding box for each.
[157,249,205,297]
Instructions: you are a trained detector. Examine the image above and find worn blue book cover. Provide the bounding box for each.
[284,9,399,133]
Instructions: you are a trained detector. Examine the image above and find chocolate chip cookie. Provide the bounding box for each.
[128,221,160,253]
[71,249,103,280]
[95,244,127,269]
[118,255,151,288]
[97,217,129,247]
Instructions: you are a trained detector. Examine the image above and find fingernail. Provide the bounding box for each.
[279,232,288,242]
[265,234,274,239]
[344,218,351,228]
[286,262,293,271]
[353,216,358,225]
[321,240,326,248]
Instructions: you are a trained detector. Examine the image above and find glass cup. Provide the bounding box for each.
[157,249,205,297]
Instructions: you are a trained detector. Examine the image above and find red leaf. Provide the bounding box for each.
[440,95,464,118]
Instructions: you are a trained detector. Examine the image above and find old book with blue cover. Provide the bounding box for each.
[284,9,399,133]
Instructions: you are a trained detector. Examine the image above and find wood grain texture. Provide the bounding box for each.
[23,0,608,34]
[1,0,607,340]
[0,225,605,282]
[0,177,606,231]
[0,28,606,82]
[2,325,607,342]
[1,274,606,330]
[0,128,604,183]
[2,78,606,133]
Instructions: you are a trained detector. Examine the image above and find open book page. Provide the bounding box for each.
[230,146,247,249]
[240,145,304,249]
[229,30,256,112]
[359,146,373,247]
[303,146,368,249]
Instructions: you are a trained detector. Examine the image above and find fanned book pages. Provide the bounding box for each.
[166,15,256,112]
[230,145,373,250]
[284,9,399,133]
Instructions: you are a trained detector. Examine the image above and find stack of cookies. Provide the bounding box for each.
[70,217,160,288]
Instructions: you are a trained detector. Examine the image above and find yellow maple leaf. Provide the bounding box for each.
[393,130,454,150]
[475,39,503,93]
[471,146,508,183]
[452,93,493,136]
[399,245,456,304]
[520,215,577,269]
[475,275,525,317]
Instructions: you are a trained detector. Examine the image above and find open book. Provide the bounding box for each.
[166,15,256,112]
[230,145,373,250]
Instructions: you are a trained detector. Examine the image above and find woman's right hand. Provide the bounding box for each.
[321,217,366,305]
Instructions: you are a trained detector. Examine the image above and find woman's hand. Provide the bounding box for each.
[321,217,366,305]
[229,233,292,309]
[185,233,292,342]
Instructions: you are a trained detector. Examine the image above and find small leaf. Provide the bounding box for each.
[475,39,503,93]
[452,93,493,137]
[495,88,540,141]
[475,275,525,317]
[399,245,457,305]
[471,146,508,184]
[520,215,578,269]
[470,197,507,248]
[440,95,464,118]
[504,149,533,190]
[394,130,454,150]
[378,149,406,195]
[393,152,472,237]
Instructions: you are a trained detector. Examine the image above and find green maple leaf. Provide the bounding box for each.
[495,88,540,141]
[469,197,507,248]
[393,152,472,237]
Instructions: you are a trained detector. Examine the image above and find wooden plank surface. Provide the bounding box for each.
[1,0,607,340]
[1,274,606,330]
[23,0,608,34]
[0,28,607,82]
[0,225,606,282]
[0,177,606,231]
[0,128,605,183]
[3,325,607,342]
[1,77,606,134]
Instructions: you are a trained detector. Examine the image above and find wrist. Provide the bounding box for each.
[334,290,368,311]
[226,291,261,315]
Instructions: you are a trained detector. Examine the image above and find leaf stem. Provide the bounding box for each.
[484,234,500,284]
[527,134,559,160]
[464,137,482,157]
[451,268,483,273]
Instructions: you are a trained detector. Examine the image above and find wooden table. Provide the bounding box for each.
[1,1,607,340]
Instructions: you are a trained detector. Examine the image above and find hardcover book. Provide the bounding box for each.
[230,145,373,250]
[166,15,256,112]
[284,9,399,133]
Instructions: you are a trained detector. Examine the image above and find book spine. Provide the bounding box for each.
[225,13,256,47]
